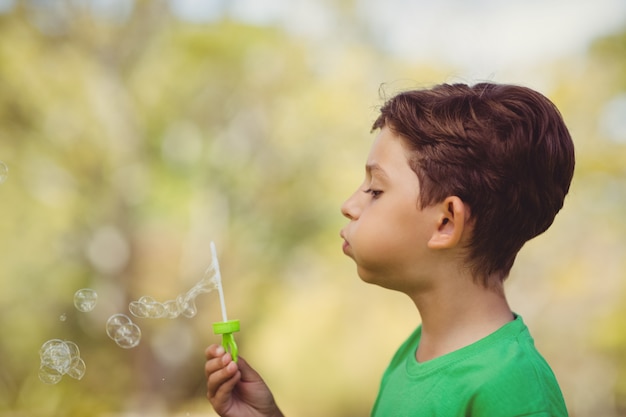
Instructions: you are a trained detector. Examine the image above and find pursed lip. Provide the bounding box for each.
[340,230,350,254]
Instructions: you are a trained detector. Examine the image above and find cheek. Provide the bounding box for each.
[354,211,429,261]
[350,217,403,262]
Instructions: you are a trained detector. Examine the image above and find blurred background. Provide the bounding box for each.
[0,0,625,416]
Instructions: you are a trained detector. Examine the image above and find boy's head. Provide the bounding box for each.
[372,82,575,287]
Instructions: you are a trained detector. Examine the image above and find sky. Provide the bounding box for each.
[359,0,626,70]
[170,0,626,75]
[167,0,626,139]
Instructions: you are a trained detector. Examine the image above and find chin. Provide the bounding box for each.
[356,265,383,286]
[356,265,407,293]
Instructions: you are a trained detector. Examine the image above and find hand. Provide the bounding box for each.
[205,344,284,417]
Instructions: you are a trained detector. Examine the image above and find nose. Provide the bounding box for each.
[341,191,360,220]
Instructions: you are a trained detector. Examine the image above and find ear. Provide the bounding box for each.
[427,196,468,249]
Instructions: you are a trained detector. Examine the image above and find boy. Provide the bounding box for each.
[204,82,575,416]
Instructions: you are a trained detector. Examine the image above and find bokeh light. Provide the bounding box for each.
[0,161,7,184]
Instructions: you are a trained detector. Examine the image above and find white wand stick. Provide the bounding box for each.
[210,241,228,322]
[210,241,240,362]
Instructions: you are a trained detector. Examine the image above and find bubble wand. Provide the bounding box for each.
[210,242,240,362]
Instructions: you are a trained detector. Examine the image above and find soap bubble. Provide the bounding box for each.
[40,340,71,373]
[162,299,181,319]
[129,296,165,319]
[128,299,148,318]
[0,161,7,184]
[106,313,141,349]
[73,288,98,312]
[128,258,218,320]
[39,339,86,384]
[140,295,165,317]
[197,263,219,294]
[177,293,197,318]
[39,366,63,384]
[106,313,131,338]
[66,356,87,379]
[113,323,141,349]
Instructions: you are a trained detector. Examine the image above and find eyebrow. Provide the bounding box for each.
[366,163,389,179]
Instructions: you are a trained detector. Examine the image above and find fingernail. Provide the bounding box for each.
[216,346,225,355]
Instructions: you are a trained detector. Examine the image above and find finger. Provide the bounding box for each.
[207,356,240,407]
[205,351,228,377]
[204,345,227,379]
[210,371,242,414]
[206,353,238,396]
[205,344,225,360]
[212,362,241,401]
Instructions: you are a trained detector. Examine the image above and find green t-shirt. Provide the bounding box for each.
[371,315,567,417]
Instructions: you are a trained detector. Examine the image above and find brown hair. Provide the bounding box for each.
[372,82,575,286]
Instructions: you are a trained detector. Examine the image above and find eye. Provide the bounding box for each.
[364,188,383,198]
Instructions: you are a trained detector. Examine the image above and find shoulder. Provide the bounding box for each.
[466,317,568,416]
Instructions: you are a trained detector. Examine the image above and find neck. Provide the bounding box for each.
[409,275,514,363]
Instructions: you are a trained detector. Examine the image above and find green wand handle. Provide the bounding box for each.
[213,319,240,362]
